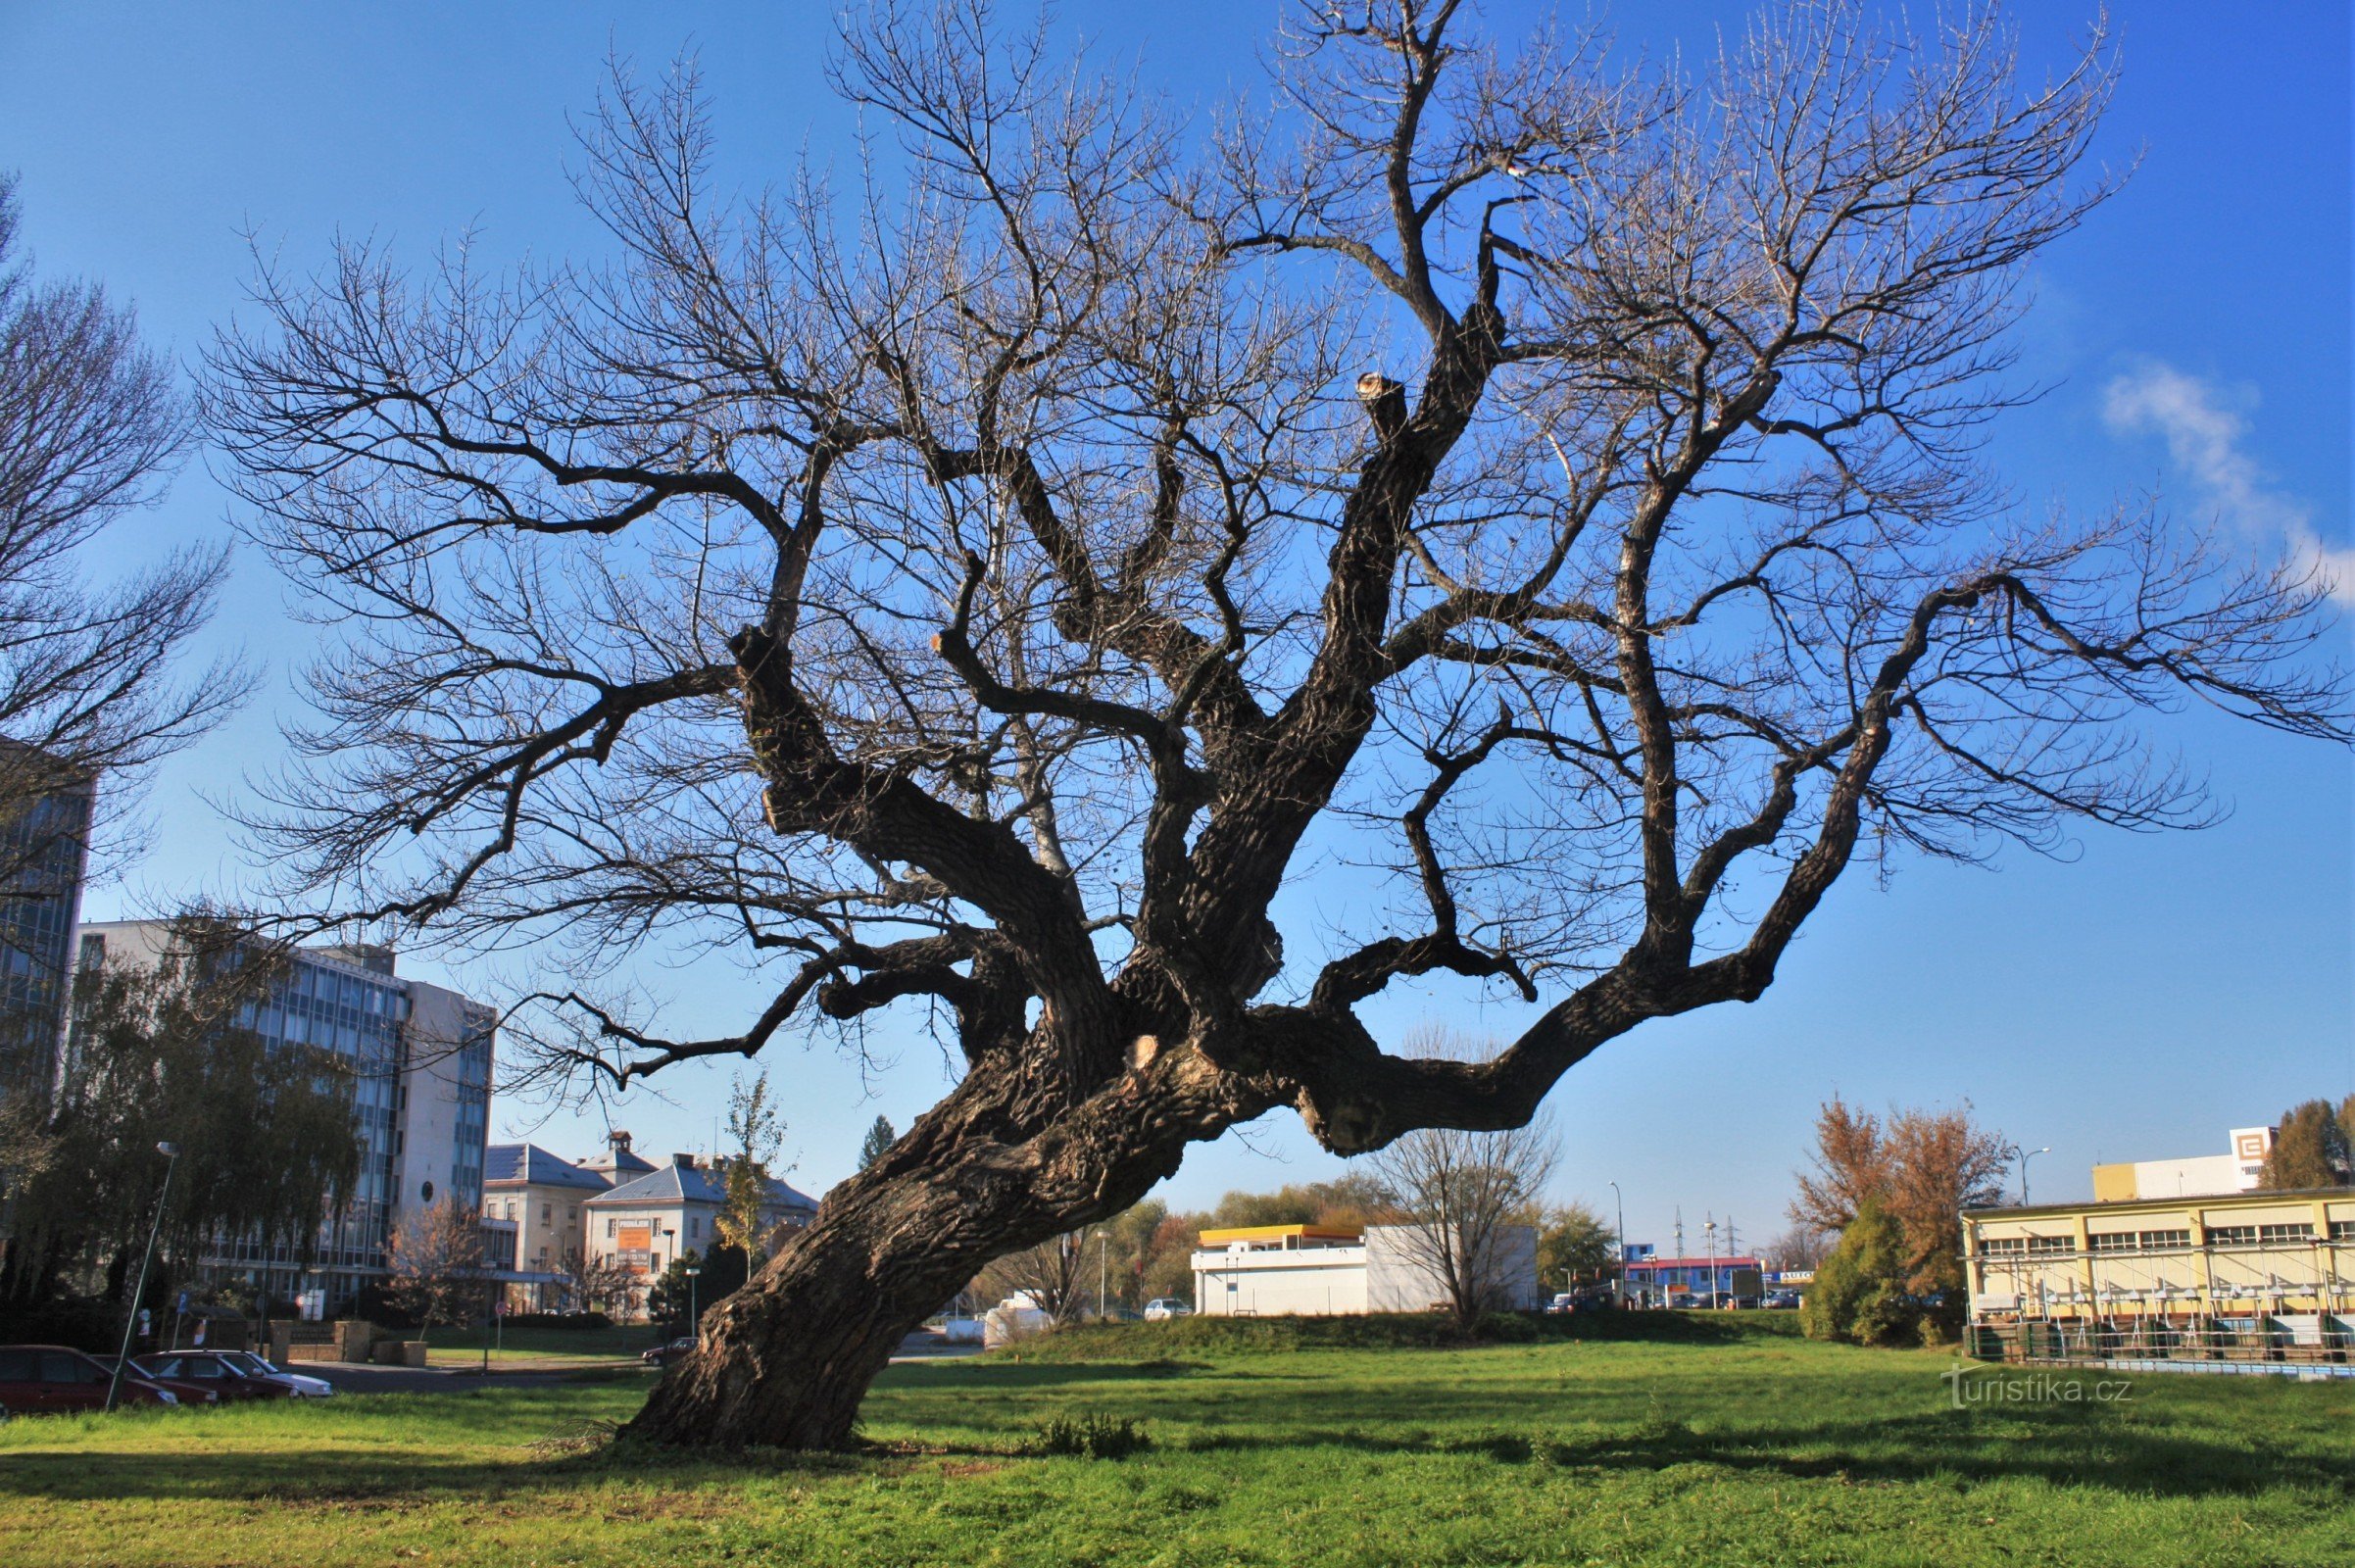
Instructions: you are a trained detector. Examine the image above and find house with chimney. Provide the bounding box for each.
[583,1150,819,1304]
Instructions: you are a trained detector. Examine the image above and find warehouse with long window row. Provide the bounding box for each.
[1964,1186,2355,1376]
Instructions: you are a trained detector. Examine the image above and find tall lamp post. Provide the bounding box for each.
[1607,1181,1627,1307]
[660,1226,677,1342]
[106,1141,179,1412]
[1703,1217,1719,1308]
[685,1264,702,1340]
[1093,1230,1110,1320]
[2016,1146,2051,1207]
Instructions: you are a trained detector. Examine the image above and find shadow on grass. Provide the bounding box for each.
[1163,1405,2354,1500]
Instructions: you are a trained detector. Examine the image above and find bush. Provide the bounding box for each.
[497,1311,613,1331]
[1799,1196,1926,1348]
[1031,1411,1151,1459]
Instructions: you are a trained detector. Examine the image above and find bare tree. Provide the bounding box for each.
[203,1,2348,1447]
[383,1198,485,1342]
[1363,1072,1556,1325]
[0,176,248,907]
[561,1248,641,1319]
[974,1229,1091,1324]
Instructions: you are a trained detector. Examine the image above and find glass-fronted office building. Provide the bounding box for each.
[75,923,496,1309]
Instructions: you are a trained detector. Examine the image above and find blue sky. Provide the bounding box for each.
[1,1,2347,1250]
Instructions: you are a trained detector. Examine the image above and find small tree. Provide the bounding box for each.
[384,1200,484,1342]
[1535,1201,1617,1295]
[565,1250,645,1321]
[857,1116,897,1172]
[974,1230,1091,1324]
[713,1071,785,1263]
[1799,1197,1922,1347]
[2257,1101,2353,1189]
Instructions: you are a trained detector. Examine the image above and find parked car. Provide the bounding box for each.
[1547,1288,1615,1314]
[98,1355,224,1406]
[134,1351,296,1401]
[0,1346,180,1414]
[1763,1289,1801,1309]
[1142,1298,1193,1322]
[640,1336,696,1366]
[216,1349,335,1397]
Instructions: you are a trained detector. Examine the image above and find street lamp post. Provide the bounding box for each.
[1704,1218,1719,1308]
[685,1265,702,1340]
[1093,1230,1109,1320]
[1607,1180,1627,1308]
[660,1227,677,1342]
[107,1142,179,1412]
[2017,1147,2051,1207]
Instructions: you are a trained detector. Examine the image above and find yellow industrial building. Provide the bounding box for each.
[1963,1187,2355,1374]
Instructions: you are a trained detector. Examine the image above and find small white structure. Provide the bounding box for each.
[1191,1223,1541,1317]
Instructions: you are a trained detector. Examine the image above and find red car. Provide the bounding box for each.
[96,1355,221,1407]
[0,1346,180,1414]
[134,1351,294,1401]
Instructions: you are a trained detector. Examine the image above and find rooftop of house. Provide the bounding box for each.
[587,1151,816,1213]
[484,1143,611,1192]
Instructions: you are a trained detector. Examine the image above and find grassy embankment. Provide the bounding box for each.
[1,1313,2347,1567]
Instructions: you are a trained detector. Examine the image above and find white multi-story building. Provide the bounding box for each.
[75,921,495,1310]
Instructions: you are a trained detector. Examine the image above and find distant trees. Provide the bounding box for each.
[2257,1099,2353,1189]
[1761,1221,1835,1274]
[857,1116,896,1172]
[0,929,361,1314]
[384,1199,485,1342]
[650,1244,752,1334]
[1791,1098,2008,1342]
[1535,1201,1617,1294]
[562,1250,642,1320]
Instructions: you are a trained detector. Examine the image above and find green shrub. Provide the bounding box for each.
[1799,1196,1925,1348]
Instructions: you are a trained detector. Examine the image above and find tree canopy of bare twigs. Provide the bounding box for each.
[384,1198,487,1342]
[204,0,2347,1447]
[0,175,248,907]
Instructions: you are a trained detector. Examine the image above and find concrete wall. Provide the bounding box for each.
[1190,1224,1543,1317]
[1366,1224,1542,1313]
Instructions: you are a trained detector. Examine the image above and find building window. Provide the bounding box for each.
[567,1206,578,1224]
[2257,1223,2312,1246]
[542,1203,552,1223]
[606,1218,616,1238]
[2086,1233,2136,1252]
[1978,1238,2027,1257]
[2331,1220,2355,1242]
[689,1216,700,1239]
[2135,1229,2190,1250]
[2204,1225,2259,1247]
[2025,1236,2073,1256]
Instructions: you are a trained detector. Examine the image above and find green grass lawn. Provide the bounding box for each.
[417,1323,659,1368]
[1,1315,2347,1567]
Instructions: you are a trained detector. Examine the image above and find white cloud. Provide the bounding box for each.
[2101,361,2355,606]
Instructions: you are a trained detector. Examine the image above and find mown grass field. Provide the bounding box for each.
[1,1314,2347,1567]
[419,1322,658,1367]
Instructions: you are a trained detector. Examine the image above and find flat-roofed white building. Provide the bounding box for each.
[1191,1223,1541,1317]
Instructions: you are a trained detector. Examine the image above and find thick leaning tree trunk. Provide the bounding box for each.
[627,1029,1264,1449]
